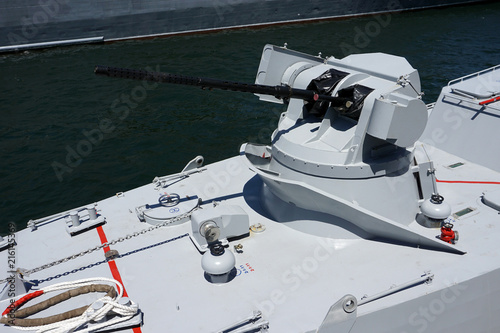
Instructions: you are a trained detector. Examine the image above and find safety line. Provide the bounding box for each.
[96,225,142,333]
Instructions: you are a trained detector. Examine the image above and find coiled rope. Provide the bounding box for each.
[1,277,138,333]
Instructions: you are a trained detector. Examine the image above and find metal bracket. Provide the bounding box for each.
[215,311,269,333]
[89,308,143,332]
[397,75,424,97]
[315,294,357,333]
[105,249,120,261]
[0,237,12,251]
[0,271,30,301]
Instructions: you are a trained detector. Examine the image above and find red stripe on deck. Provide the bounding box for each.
[436,178,500,185]
[96,225,142,333]
[96,225,111,253]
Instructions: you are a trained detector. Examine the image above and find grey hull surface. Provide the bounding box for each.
[0,0,484,52]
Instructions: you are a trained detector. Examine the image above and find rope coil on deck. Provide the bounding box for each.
[1,277,138,333]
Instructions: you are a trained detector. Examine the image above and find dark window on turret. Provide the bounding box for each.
[306,68,349,117]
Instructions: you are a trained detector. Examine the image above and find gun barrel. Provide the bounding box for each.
[94,65,350,106]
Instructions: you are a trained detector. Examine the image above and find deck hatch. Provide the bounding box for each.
[447,162,464,169]
[453,207,475,218]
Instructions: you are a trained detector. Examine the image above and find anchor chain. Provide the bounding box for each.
[1,207,198,284]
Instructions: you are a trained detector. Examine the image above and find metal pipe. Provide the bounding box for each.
[358,272,434,306]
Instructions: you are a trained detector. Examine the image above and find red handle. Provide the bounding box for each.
[479,95,500,105]
[2,290,44,316]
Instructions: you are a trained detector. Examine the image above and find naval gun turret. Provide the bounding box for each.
[95,44,461,253]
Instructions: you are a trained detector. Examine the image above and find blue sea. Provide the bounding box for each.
[1,2,499,234]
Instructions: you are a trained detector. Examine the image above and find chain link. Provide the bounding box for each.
[1,208,197,284]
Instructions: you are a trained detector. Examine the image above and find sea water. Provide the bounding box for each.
[1,2,499,233]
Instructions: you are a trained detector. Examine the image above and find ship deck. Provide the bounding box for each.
[1,143,500,332]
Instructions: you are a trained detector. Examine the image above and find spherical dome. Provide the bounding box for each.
[201,249,236,275]
[421,197,451,220]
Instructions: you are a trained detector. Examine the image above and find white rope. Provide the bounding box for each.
[5,277,138,333]
[42,277,124,296]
